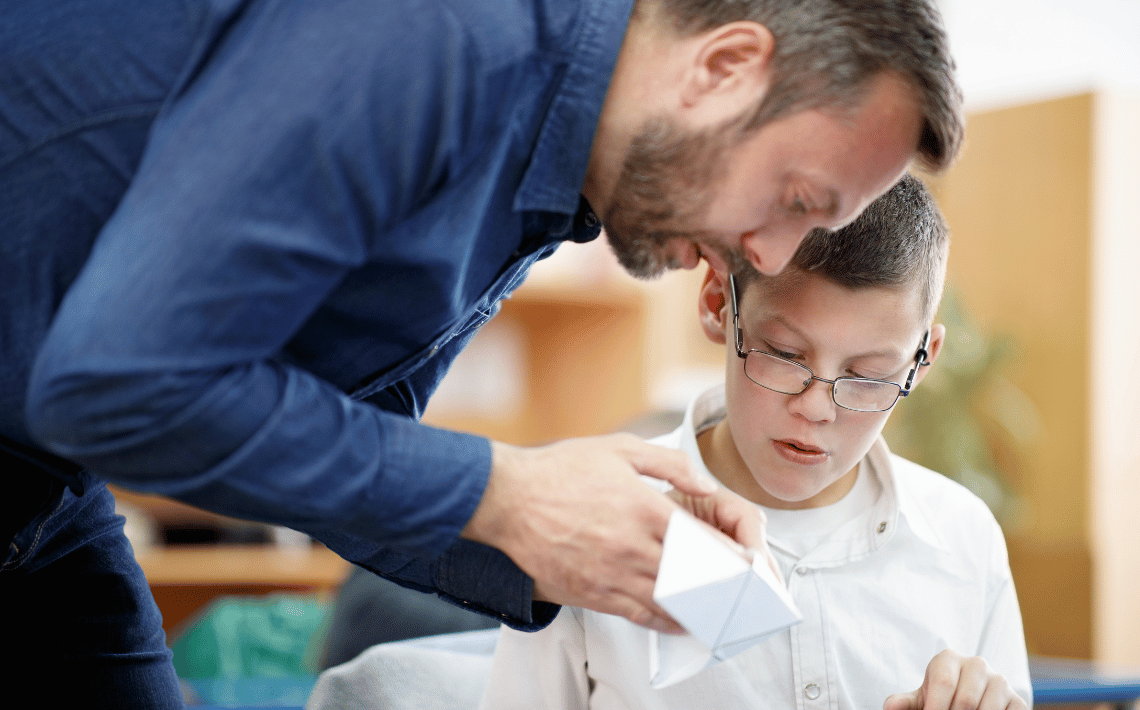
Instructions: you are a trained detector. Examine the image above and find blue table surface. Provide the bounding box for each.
[1031,656,1140,705]
[178,656,1140,709]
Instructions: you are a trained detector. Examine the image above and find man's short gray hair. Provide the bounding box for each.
[646,0,964,172]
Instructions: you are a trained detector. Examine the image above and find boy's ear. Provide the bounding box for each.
[909,323,946,389]
[679,21,775,123]
[698,268,730,345]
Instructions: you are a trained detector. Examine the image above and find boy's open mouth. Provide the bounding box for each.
[779,439,824,455]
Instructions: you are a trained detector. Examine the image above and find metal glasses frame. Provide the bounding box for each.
[727,273,931,412]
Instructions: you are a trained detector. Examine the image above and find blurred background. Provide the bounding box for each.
[110,0,1140,704]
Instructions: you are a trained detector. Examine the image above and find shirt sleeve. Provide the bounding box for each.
[24,0,524,613]
[976,524,1034,708]
[480,607,592,710]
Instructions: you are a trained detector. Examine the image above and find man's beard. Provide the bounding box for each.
[602,115,752,280]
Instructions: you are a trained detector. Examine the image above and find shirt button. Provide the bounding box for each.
[584,211,599,227]
[804,683,821,700]
[795,567,808,576]
[877,521,888,533]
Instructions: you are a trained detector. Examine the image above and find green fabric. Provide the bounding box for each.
[172,594,329,679]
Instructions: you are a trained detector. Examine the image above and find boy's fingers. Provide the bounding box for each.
[947,657,989,710]
[920,651,964,710]
[884,690,921,710]
[976,680,1025,710]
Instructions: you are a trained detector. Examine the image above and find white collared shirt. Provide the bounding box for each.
[480,385,1032,710]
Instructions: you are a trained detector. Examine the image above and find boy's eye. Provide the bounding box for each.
[765,343,799,360]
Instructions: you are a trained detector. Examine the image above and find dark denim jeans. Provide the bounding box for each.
[1,466,183,708]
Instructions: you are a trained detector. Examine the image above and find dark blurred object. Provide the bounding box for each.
[319,566,499,670]
[162,521,272,546]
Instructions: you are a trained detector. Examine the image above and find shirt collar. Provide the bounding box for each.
[513,0,636,216]
[867,438,950,554]
[679,385,950,562]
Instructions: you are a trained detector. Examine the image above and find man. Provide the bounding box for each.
[1,0,961,703]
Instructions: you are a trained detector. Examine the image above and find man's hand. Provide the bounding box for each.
[460,434,768,633]
[884,650,1027,710]
[666,484,782,586]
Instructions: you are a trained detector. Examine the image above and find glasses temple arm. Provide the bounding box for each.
[903,329,933,391]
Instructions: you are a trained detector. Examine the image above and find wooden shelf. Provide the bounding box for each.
[137,544,351,636]
[137,543,349,588]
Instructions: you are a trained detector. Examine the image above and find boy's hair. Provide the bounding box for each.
[640,0,963,173]
[737,174,949,323]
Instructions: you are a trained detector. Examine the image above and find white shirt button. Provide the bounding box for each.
[804,683,821,700]
[796,567,808,576]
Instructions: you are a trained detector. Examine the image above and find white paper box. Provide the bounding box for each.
[650,510,802,687]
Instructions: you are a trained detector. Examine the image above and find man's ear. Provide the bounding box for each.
[910,323,946,388]
[698,268,730,345]
[679,21,775,123]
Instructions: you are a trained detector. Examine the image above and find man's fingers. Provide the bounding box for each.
[537,573,684,634]
[669,485,780,584]
[884,690,921,710]
[704,486,767,550]
[619,436,717,496]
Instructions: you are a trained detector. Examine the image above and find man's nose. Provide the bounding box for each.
[742,225,810,276]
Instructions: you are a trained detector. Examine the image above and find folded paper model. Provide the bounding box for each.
[649,509,802,687]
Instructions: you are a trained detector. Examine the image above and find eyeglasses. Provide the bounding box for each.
[728,274,930,413]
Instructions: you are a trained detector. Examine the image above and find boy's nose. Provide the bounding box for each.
[788,377,837,424]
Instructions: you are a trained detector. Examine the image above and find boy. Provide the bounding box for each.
[479,175,1032,710]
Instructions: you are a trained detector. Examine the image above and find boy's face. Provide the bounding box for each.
[699,270,943,510]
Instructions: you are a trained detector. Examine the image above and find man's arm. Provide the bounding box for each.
[24,0,766,631]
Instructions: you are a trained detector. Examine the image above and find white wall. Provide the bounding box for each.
[940,0,1140,110]
[1089,89,1140,664]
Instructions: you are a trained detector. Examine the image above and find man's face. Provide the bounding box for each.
[604,73,922,279]
[722,272,931,509]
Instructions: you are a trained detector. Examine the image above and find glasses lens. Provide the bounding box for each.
[833,379,901,412]
[744,352,812,394]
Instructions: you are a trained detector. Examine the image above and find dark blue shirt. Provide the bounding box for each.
[3,0,634,628]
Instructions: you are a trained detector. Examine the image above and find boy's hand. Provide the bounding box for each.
[884,650,1027,710]
[460,435,768,633]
